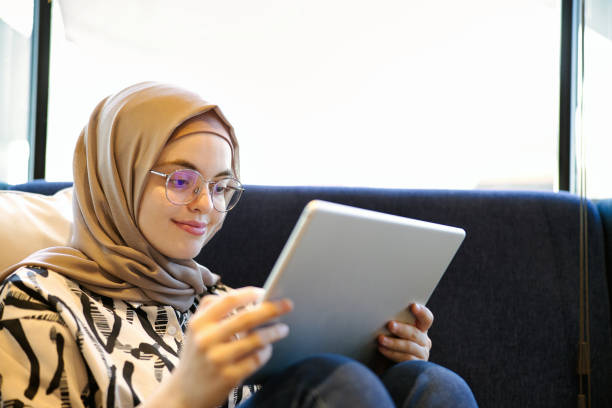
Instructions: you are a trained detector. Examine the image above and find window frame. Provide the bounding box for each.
[558,0,581,192]
[28,0,579,190]
[28,0,51,180]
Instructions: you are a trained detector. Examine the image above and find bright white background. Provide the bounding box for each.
[583,4,612,199]
[42,0,561,190]
[0,0,32,184]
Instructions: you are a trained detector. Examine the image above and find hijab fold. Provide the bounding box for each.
[1,82,240,311]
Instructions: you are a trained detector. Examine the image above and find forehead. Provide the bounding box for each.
[157,132,233,179]
[157,111,235,176]
[161,133,232,161]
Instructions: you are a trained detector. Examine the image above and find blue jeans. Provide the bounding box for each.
[240,354,478,408]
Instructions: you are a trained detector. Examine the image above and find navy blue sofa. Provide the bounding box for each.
[8,181,612,407]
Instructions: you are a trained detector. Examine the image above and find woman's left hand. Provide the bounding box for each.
[377,303,433,363]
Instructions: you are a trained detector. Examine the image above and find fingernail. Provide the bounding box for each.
[277,299,293,311]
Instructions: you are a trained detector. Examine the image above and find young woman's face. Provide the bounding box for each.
[138,114,233,260]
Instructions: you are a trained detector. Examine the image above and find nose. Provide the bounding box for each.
[187,184,215,213]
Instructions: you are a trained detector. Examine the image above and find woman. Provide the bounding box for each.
[0,82,477,407]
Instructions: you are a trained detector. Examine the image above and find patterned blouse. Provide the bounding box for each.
[0,267,259,407]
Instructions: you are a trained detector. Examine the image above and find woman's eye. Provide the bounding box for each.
[213,184,226,194]
[170,178,191,189]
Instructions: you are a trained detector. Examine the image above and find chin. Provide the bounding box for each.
[178,245,205,260]
[159,232,215,260]
[160,240,205,260]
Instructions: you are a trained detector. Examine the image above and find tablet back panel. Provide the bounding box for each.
[254,200,465,380]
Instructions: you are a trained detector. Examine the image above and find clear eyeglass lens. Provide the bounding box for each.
[166,170,201,204]
[165,169,242,211]
[210,178,243,212]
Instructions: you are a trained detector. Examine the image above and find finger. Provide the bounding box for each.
[378,345,427,363]
[210,299,293,344]
[208,323,289,364]
[191,287,265,327]
[222,344,273,382]
[410,303,434,332]
[388,321,430,347]
[378,335,429,359]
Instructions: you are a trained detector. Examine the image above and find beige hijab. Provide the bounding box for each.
[1,82,240,311]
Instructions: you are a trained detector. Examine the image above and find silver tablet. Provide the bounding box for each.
[249,200,465,381]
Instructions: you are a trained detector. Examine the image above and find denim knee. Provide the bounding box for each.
[284,353,360,378]
[381,360,478,408]
[246,353,395,408]
[277,353,389,392]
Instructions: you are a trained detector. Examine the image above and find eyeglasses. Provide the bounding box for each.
[149,169,244,212]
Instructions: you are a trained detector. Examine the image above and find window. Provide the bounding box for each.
[42,0,560,189]
[582,0,612,199]
[0,1,33,184]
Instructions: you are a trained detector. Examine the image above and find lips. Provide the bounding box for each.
[173,219,207,236]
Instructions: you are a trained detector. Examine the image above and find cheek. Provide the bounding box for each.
[137,186,170,237]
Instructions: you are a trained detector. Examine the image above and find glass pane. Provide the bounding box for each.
[46,0,560,190]
[0,1,33,184]
[583,0,612,199]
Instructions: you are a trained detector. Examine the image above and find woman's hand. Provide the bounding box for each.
[377,303,433,363]
[148,287,292,408]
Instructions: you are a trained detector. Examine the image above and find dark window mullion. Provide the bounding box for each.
[28,0,52,180]
[558,0,579,192]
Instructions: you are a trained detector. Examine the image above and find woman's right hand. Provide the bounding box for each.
[147,287,293,408]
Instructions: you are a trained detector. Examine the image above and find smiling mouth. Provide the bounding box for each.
[173,220,207,236]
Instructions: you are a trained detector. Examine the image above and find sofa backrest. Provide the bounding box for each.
[199,185,612,408]
[6,182,612,407]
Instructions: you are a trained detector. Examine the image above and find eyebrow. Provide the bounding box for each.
[155,159,234,178]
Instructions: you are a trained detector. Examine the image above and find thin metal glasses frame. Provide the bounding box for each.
[149,169,244,212]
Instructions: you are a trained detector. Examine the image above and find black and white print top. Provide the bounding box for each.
[0,266,259,408]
